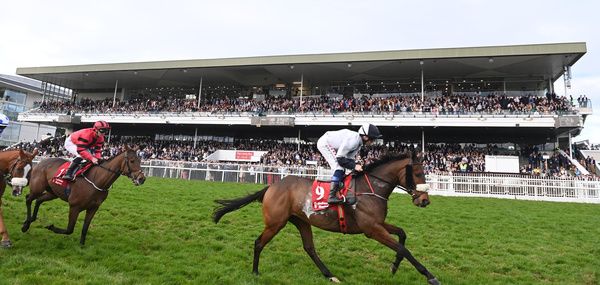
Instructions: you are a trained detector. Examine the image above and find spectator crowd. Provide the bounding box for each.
[11,135,595,180]
[34,92,577,115]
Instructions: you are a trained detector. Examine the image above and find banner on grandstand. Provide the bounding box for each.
[250,116,295,127]
[485,155,519,173]
[204,150,268,162]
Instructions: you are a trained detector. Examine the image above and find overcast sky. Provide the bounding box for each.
[1,0,598,142]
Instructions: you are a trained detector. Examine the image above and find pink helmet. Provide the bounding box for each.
[93,120,111,131]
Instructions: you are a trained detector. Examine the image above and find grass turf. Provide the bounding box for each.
[0,177,599,285]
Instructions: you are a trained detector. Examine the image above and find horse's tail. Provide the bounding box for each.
[212,185,269,223]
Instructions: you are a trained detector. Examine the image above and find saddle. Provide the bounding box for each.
[51,161,94,187]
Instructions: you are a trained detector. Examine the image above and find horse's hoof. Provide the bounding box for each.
[391,264,399,275]
[329,277,341,283]
[428,278,440,285]
[1,240,12,249]
[21,223,30,232]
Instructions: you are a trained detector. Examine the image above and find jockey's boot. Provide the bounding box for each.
[328,181,344,204]
[63,157,83,181]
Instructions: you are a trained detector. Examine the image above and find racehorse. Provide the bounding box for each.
[21,146,146,245]
[0,148,39,248]
[213,152,440,285]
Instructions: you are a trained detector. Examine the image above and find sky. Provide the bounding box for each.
[1,0,598,142]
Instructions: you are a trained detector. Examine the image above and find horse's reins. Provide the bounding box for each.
[358,162,426,202]
[83,152,142,191]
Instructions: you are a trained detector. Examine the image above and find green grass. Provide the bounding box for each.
[1,177,599,285]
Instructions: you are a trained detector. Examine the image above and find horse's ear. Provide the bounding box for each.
[122,144,130,152]
[32,148,39,157]
[411,150,417,161]
[19,148,25,156]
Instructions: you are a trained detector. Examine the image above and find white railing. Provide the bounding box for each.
[424,172,600,204]
[136,162,600,204]
[140,161,331,184]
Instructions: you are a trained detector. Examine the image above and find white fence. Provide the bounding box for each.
[137,161,600,204]
[425,173,600,204]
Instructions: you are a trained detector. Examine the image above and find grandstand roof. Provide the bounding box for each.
[16,42,586,90]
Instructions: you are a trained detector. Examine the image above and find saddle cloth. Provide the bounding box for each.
[51,161,93,187]
[311,175,352,211]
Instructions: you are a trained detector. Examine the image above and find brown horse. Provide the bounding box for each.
[0,148,39,248]
[213,152,440,285]
[21,146,146,245]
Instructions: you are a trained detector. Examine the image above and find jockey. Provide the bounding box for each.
[317,123,382,204]
[62,120,111,181]
[0,113,9,136]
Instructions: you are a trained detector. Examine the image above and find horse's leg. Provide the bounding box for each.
[46,206,81,235]
[22,192,57,232]
[366,224,439,285]
[0,200,12,248]
[253,218,287,275]
[288,216,338,282]
[384,222,408,275]
[24,194,33,223]
[79,207,99,246]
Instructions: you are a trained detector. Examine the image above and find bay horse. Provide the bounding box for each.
[0,148,38,248]
[21,146,146,245]
[213,152,440,285]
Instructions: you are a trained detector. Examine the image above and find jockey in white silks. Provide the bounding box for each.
[317,123,382,204]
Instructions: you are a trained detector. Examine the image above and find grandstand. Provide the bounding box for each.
[14,42,600,203]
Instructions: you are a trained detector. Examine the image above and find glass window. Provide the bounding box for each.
[4,89,27,105]
[0,123,20,144]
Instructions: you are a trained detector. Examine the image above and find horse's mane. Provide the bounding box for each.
[362,152,412,172]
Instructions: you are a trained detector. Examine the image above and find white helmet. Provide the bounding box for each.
[0,113,9,127]
[358,123,382,139]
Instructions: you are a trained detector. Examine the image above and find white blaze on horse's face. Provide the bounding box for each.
[23,164,32,179]
[416,184,430,192]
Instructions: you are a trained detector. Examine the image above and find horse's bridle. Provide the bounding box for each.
[95,152,143,181]
[5,157,30,183]
[362,162,427,202]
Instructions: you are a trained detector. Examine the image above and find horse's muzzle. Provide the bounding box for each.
[12,186,23,197]
[420,199,430,208]
[132,174,146,186]
[10,177,28,196]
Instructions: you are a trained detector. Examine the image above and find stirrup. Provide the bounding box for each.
[328,196,344,204]
[63,174,75,181]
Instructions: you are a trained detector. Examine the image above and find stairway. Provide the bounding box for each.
[557,149,589,175]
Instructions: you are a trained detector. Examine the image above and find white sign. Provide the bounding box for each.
[204,150,268,162]
[485,155,519,173]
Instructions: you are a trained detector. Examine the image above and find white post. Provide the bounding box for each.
[569,131,573,159]
[41,82,47,104]
[564,75,568,98]
[112,80,119,108]
[503,81,506,94]
[297,129,301,152]
[193,127,198,149]
[300,73,304,112]
[50,83,55,103]
[420,62,424,102]
[548,77,554,94]
[421,129,425,153]
[107,128,112,144]
[197,77,203,109]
